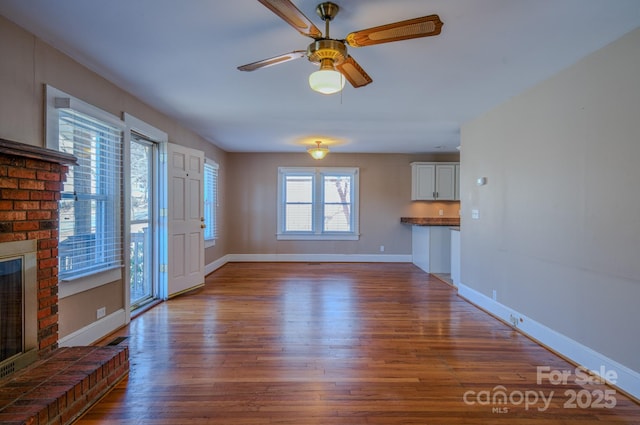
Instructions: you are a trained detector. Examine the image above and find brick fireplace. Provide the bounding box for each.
[0,138,129,425]
[0,138,74,362]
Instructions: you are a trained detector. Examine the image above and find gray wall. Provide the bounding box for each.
[460,27,640,372]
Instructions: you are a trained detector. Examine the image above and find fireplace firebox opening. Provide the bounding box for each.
[0,239,38,378]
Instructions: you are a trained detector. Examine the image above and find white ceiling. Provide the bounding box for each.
[1,1,639,154]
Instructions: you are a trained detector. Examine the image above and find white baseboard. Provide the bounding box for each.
[58,308,126,347]
[223,253,412,263]
[204,253,411,275]
[205,254,232,275]
[457,282,640,401]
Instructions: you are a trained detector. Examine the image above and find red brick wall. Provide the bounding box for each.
[0,153,67,356]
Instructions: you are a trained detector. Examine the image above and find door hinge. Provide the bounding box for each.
[160,264,168,273]
[159,208,167,217]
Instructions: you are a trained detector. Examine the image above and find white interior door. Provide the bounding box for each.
[166,143,205,297]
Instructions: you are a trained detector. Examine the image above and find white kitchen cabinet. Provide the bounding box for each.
[411,162,458,201]
[411,163,436,200]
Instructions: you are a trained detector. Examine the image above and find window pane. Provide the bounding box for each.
[324,204,351,231]
[130,140,151,222]
[323,175,351,232]
[324,175,351,203]
[285,176,313,202]
[285,204,312,231]
[59,197,120,275]
[59,198,95,240]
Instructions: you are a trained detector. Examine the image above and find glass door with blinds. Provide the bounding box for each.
[129,134,158,308]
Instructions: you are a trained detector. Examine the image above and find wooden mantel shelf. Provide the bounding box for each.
[0,137,77,165]
[401,217,460,226]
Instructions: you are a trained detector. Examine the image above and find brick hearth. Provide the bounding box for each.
[0,138,130,425]
[0,345,129,425]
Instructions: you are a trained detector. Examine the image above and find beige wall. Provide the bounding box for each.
[0,15,228,339]
[461,28,640,371]
[226,152,459,255]
[0,13,459,341]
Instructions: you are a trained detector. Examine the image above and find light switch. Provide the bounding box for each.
[471,209,480,220]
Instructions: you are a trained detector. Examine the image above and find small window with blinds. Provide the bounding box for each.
[277,167,359,240]
[46,87,124,281]
[204,159,218,245]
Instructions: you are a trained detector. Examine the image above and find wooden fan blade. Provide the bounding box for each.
[345,15,443,47]
[336,56,372,88]
[258,0,322,39]
[238,50,306,72]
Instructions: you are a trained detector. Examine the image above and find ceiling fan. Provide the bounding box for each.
[238,0,443,94]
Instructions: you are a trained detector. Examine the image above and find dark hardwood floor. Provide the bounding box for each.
[78,262,640,424]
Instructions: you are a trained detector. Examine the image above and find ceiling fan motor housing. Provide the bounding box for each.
[237,0,443,90]
[307,39,347,66]
[316,2,339,22]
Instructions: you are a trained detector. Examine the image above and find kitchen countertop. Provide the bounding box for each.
[400,217,461,226]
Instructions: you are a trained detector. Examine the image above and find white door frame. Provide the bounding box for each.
[123,113,168,322]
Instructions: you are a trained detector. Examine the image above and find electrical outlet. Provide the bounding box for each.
[97,307,106,319]
[379,245,385,252]
[492,290,497,301]
[439,209,444,216]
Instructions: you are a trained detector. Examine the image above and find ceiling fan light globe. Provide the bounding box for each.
[309,69,345,94]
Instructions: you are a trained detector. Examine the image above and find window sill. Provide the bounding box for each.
[276,233,360,241]
[59,267,122,298]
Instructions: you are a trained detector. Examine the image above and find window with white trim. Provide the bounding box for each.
[46,87,124,281]
[203,159,218,246]
[277,167,359,240]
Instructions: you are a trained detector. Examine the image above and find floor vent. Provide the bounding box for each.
[0,361,15,379]
[106,336,129,346]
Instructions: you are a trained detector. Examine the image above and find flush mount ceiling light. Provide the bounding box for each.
[307,141,330,159]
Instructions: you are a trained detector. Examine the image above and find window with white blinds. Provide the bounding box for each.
[50,97,123,280]
[203,159,218,244]
[277,167,359,240]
